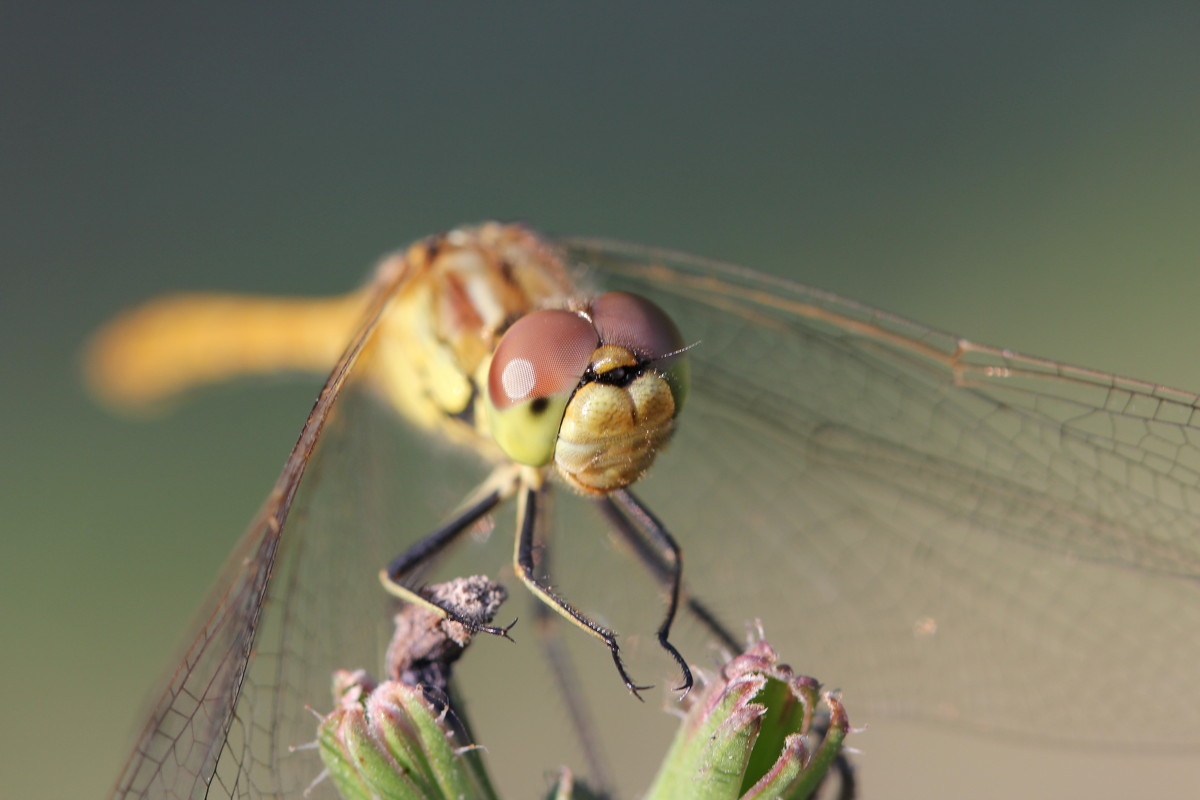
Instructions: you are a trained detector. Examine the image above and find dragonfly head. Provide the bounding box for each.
[486,292,689,493]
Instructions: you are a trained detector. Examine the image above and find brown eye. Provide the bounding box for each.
[488,310,598,412]
[590,292,684,362]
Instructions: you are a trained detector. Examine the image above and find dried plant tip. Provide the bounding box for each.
[316,577,508,800]
[386,575,508,694]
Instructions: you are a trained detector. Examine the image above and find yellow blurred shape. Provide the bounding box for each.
[84,290,370,411]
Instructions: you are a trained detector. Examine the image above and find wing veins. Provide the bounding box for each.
[109,255,410,800]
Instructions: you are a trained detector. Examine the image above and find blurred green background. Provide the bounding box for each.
[4,3,1200,798]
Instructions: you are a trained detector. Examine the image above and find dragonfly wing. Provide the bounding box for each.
[109,258,412,800]
[568,237,1200,747]
[110,230,1200,800]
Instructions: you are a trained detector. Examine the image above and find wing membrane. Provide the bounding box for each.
[109,258,410,799]
[567,237,1200,746]
[111,235,1200,799]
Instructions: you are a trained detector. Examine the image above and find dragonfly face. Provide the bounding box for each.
[487,291,688,492]
[89,222,1200,799]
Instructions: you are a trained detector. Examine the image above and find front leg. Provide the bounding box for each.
[378,464,521,638]
[512,467,651,699]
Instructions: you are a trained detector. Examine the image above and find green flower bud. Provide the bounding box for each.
[317,670,498,800]
[644,639,850,800]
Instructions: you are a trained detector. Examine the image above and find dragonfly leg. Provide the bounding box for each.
[379,464,521,639]
[513,471,652,699]
[527,485,614,795]
[599,492,859,794]
[596,489,693,695]
[594,491,742,655]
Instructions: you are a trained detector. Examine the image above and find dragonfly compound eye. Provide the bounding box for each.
[487,309,598,466]
[487,293,691,491]
[589,292,689,413]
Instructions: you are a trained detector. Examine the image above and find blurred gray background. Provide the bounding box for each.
[3,2,1199,798]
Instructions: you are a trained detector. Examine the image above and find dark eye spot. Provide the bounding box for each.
[606,366,631,384]
[530,397,550,415]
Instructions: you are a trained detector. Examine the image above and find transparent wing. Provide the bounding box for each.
[110,235,1200,800]
[107,258,415,800]
[566,237,1200,748]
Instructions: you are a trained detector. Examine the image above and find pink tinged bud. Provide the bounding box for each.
[644,638,850,800]
[317,676,498,800]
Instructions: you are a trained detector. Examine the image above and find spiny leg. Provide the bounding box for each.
[513,468,651,699]
[528,483,614,796]
[599,493,859,796]
[379,464,521,638]
[594,491,741,654]
[600,489,696,695]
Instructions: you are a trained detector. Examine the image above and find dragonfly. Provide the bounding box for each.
[89,222,1200,800]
